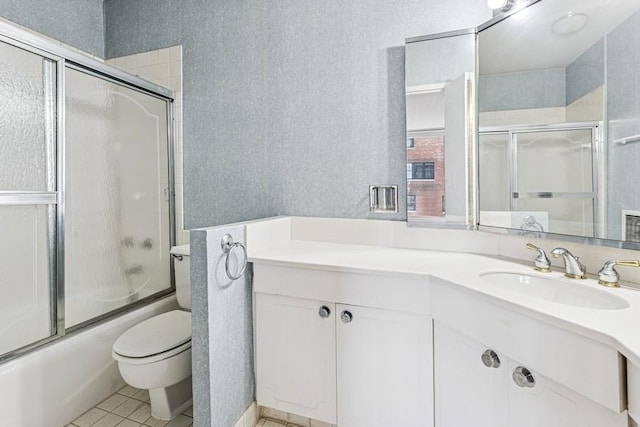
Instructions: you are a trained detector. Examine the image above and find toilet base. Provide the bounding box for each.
[149,376,193,420]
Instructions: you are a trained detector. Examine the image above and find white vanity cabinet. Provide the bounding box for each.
[253,264,433,427]
[252,254,630,427]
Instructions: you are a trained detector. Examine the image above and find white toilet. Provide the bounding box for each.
[112,244,192,420]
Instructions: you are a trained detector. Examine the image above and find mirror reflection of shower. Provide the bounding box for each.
[479,123,601,238]
[478,0,640,244]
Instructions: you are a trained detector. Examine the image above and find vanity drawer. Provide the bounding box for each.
[253,263,430,315]
[431,279,625,413]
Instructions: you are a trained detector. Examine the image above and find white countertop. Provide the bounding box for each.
[250,239,640,367]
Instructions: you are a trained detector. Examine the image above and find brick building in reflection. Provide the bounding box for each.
[407,133,445,218]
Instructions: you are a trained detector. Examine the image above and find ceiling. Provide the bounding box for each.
[479,0,640,75]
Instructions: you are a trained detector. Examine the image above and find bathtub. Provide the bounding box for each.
[0,295,179,427]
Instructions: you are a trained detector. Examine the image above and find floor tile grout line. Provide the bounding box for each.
[72,387,193,427]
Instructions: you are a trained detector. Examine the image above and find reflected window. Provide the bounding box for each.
[407,132,445,218]
[407,138,415,148]
[410,162,435,180]
[407,195,416,211]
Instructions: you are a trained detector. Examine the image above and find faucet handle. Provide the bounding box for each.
[598,260,640,287]
[526,243,551,272]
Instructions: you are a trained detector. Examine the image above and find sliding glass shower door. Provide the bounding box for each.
[64,68,172,328]
[0,30,174,362]
[0,40,58,355]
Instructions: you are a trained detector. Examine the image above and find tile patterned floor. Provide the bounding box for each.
[66,385,193,427]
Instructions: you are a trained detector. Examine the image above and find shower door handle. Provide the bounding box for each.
[514,191,554,199]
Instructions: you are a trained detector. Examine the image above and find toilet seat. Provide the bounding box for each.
[113,310,191,364]
[113,340,191,365]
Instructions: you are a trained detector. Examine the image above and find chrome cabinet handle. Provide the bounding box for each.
[318,306,331,318]
[481,349,501,368]
[340,310,353,323]
[513,366,535,388]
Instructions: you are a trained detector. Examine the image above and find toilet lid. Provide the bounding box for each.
[113,310,191,358]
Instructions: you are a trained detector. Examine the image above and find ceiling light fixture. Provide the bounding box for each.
[552,13,588,35]
[487,0,513,11]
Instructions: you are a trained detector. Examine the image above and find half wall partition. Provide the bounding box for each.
[0,26,175,361]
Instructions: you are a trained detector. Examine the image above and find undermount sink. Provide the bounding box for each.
[479,272,629,310]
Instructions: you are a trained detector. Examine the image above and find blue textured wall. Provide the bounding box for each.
[566,38,604,106]
[103,0,491,229]
[0,0,105,57]
[191,225,254,427]
[406,33,476,87]
[478,68,566,112]
[189,229,211,426]
[478,38,605,113]
[607,9,640,240]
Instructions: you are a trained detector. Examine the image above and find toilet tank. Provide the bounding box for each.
[170,245,191,309]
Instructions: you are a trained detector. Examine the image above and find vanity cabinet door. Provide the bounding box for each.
[434,322,628,427]
[255,293,337,424]
[505,360,628,427]
[434,321,508,427]
[506,367,581,427]
[336,304,433,427]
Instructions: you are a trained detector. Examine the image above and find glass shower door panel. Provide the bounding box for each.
[478,132,512,229]
[0,205,52,355]
[513,129,595,237]
[515,129,593,194]
[479,133,510,211]
[0,40,56,191]
[65,68,171,327]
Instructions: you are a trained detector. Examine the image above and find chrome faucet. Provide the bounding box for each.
[526,243,550,272]
[551,248,586,279]
[598,260,640,287]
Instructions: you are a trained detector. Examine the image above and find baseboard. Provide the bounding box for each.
[233,402,259,427]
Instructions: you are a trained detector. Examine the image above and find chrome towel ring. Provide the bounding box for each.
[221,234,247,280]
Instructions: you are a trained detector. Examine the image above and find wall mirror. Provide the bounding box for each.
[477,0,640,248]
[405,31,476,226]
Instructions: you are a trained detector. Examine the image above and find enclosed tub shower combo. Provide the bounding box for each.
[0,20,179,426]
